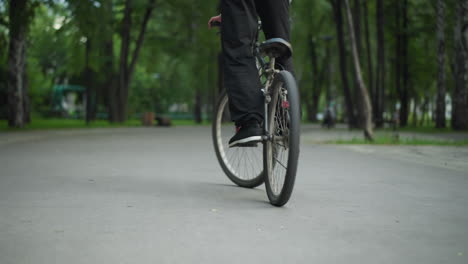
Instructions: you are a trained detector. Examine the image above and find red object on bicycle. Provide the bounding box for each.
[282,101,290,109]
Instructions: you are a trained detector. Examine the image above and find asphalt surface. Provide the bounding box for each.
[1,126,467,264]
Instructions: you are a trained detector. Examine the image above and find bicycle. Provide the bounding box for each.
[211,21,300,206]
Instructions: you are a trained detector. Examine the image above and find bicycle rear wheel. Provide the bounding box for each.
[264,71,300,206]
[212,90,264,188]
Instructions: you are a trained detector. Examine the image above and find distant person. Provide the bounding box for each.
[322,105,336,129]
[392,109,400,130]
[208,0,294,147]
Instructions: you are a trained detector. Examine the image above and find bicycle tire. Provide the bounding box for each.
[264,70,300,206]
[212,90,265,188]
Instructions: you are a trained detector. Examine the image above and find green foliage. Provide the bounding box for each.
[26,5,68,116]
[27,56,53,114]
[128,64,159,113]
[0,0,464,129]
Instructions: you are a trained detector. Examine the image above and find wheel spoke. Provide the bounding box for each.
[214,94,263,184]
[266,84,292,196]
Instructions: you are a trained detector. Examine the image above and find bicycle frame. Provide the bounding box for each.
[254,42,279,142]
[212,19,299,206]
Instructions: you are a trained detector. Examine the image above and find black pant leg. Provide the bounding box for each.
[221,0,264,126]
[255,0,294,74]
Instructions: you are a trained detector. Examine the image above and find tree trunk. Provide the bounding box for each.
[113,0,156,123]
[325,40,334,107]
[7,0,31,128]
[305,101,314,122]
[116,0,132,122]
[412,98,418,126]
[464,1,468,122]
[394,0,409,127]
[363,0,374,123]
[330,0,356,127]
[375,0,385,128]
[344,0,374,140]
[194,89,202,124]
[435,0,446,128]
[106,54,118,122]
[101,0,117,122]
[353,0,363,56]
[452,0,468,130]
[309,37,322,122]
[21,45,30,124]
[420,96,429,126]
[394,0,403,125]
[400,0,410,127]
[352,0,365,129]
[84,38,96,124]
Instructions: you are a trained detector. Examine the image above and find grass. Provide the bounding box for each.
[380,126,456,134]
[0,118,211,131]
[302,121,463,133]
[332,136,468,146]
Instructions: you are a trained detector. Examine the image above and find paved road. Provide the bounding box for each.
[1,126,467,264]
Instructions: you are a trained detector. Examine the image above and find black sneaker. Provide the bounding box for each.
[229,121,263,147]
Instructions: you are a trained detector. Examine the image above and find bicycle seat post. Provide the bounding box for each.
[268,57,276,71]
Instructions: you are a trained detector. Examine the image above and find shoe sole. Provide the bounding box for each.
[229,136,262,148]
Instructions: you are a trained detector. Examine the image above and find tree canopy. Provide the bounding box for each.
[1,0,467,130]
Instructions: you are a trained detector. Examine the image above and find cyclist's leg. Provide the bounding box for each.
[255,0,294,75]
[221,0,264,126]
